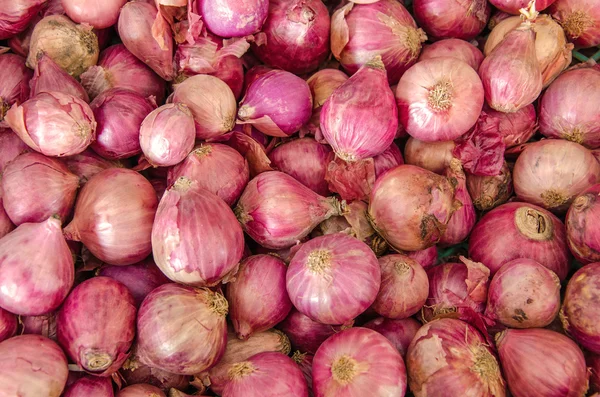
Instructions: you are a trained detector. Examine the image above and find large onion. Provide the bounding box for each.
[62,0,127,29]
[419,39,485,71]
[199,0,268,37]
[550,0,600,48]
[413,0,490,40]
[403,138,454,174]
[0,307,17,342]
[566,184,600,263]
[0,53,32,124]
[0,0,47,40]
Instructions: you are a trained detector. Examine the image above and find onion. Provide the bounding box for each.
[397,57,484,142]
[312,327,406,397]
[406,246,438,270]
[0,0,47,40]
[0,128,29,173]
[363,317,420,358]
[0,307,17,342]
[64,168,158,266]
[199,0,268,37]
[590,353,600,392]
[30,54,89,102]
[57,277,136,376]
[117,384,166,397]
[368,165,457,251]
[287,233,380,325]
[566,184,600,263]
[302,69,348,137]
[468,202,570,279]
[513,139,600,211]
[137,284,228,375]
[466,162,513,211]
[5,91,96,157]
[121,347,190,391]
[291,351,313,396]
[550,0,600,48]
[80,44,166,102]
[419,39,484,71]
[452,126,505,178]
[277,308,340,354]
[403,138,454,174]
[477,104,537,148]
[0,334,68,397]
[62,0,127,29]
[496,328,588,397]
[0,53,32,124]
[251,0,330,74]
[227,255,292,339]
[492,0,557,13]
[63,149,121,185]
[20,313,57,339]
[63,376,114,397]
[238,69,312,137]
[152,177,244,286]
[330,0,426,84]
[413,0,490,41]
[235,171,344,249]
[440,160,476,246]
[212,129,273,177]
[407,318,505,396]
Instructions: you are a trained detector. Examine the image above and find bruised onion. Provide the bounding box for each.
[440,160,476,246]
[466,162,513,211]
[30,54,89,102]
[550,0,600,48]
[363,317,420,358]
[419,39,484,71]
[403,138,454,174]
[117,384,166,397]
[477,104,537,148]
[566,184,600,263]
[413,0,490,40]
[63,376,114,397]
[0,53,32,123]
[199,0,268,37]
[63,149,121,185]
[0,307,17,342]
[0,0,47,40]
[62,0,127,29]
[277,308,339,354]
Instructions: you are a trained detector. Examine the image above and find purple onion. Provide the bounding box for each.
[20,313,57,340]
[419,39,484,71]
[199,0,268,37]
[277,308,341,354]
[117,384,166,397]
[121,349,190,391]
[63,149,122,185]
[30,54,89,102]
[0,128,29,172]
[363,317,421,358]
[406,246,438,270]
[0,307,17,342]
[63,376,114,397]
[0,53,32,124]
[0,0,47,40]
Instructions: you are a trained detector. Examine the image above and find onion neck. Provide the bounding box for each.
[62,221,81,242]
[291,350,306,364]
[326,196,347,217]
[470,345,502,385]
[331,355,358,384]
[307,249,332,275]
[273,329,291,355]
[173,176,193,192]
[561,10,593,39]
[237,105,255,121]
[234,204,252,225]
[228,361,255,380]
[515,206,553,241]
[571,194,592,213]
[205,290,229,317]
[82,350,113,372]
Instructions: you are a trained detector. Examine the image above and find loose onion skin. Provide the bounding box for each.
[413,0,490,41]
[120,348,190,392]
[363,317,420,358]
[277,308,339,354]
[199,0,268,37]
[63,375,114,397]
[117,384,166,397]
[30,54,89,102]
[477,104,537,148]
[0,0,47,40]
[403,138,455,174]
[566,184,600,263]
[20,313,57,340]
[466,162,513,211]
[418,39,484,71]
[303,69,348,137]
[0,307,17,342]
[440,160,476,246]
[0,54,32,124]
[62,0,127,29]
[550,0,600,48]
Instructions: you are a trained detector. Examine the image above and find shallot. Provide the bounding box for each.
[29,54,89,102]
[0,0,47,40]
[199,0,268,37]
[0,53,32,124]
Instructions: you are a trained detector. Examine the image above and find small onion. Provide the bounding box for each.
[62,0,127,29]
[29,54,89,102]
[550,0,600,48]
[63,149,121,185]
[0,0,47,40]
[440,160,476,246]
[199,0,268,37]
[413,0,490,41]
[466,162,513,211]
[406,246,438,270]
[0,53,32,124]
[419,39,484,71]
[403,138,454,174]
[363,317,421,358]
[63,376,114,397]
[477,104,537,148]
[566,184,600,263]
[117,384,166,397]
[0,307,17,342]
[277,308,340,354]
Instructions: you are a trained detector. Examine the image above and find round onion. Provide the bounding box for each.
[466,162,513,211]
[477,104,537,148]
[121,347,190,391]
[62,0,127,29]
[363,317,420,358]
[440,159,476,246]
[413,0,490,40]
[0,307,17,342]
[566,184,600,263]
[277,308,340,354]
[419,39,484,71]
[0,128,29,172]
[199,0,268,37]
[63,376,114,397]
[0,53,32,124]
[0,0,47,40]
[550,0,600,48]
[117,384,166,397]
[403,138,454,174]
[406,246,438,270]
[29,54,89,102]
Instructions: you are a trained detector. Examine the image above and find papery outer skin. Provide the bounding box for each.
[567,184,600,263]
[303,69,348,137]
[64,168,158,266]
[330,0,426,84]
[368,164,456,251]
[5,91,96,157]
[173,74,237,139]
[251,0,330,75]
[117,384,166,397]
[1,152,79,225]
[477,104,537,148]
[0,307,17,342]
[452,125,506,177]
[485,258,561,328]
[80,44,166,102]
[0,217,74,316]
[57,277,136,376]
[136,284,228,375]
[413,0,490,41]
[211,130,273,178]
[374,142,404,175]
[403,138,455,174]
[238,69,312,137]
[235,171,342,250]
[440,160,476,245]
[363,317,420,358]
[118,1,175,81]
[396,57,484,142]
[62,0,127,29]
[0,0,47,40]
[120,347,190,391]
[152,179,244,286]
[312,327,406,397]
[407,318,505,397]
[406,246,438,270]
[286,233,381,325]
[277,308,338,354]
[468,202,571,279]
[30,54,89,102]
[539,67,600,148]
[63,149,121,185]
[200,0,268,37]
[0,334,68,397]
[0,53,32,123]
[324,156,376,202]
[550,0,600,48]
[63,375,114,397]
[466,162,513,211]
[496,328,588,397]
[419,38,484,71]
[167,143,249,206]
[372,254,428,319]
[491,0,557,14]
[227,255,293,339]
[20,313,57,340]
[513,139,600,211]
[0,128,29,173]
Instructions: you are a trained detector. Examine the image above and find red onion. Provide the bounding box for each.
[452,125,505,177]
[287,233,380,325]
[550,0,600,48]
[199,0,268,37]
[0,307,17,342]
[590,353,600,392]
[302,69,348,137]
[0,53,32,124]
[374,142,403,174]
[368,165,457,251]
[407,318,505,396]
[211,130,273,177]
[277,308,340,354]
[121,347,190,391]
[492,0,557,13]
[137,284,228,375]
[167,143,249,206]
[413,0,490,41]
[227,255,292,339]
[466,162,513,211]
[251,0,330,74]
[513,139,600,211]
[468,202,570,279]
[0,0,47,40]
[118,1,174,81]
[80,44,166,102]
[0,334,68,396]
[235,171,344,249]
[20,313,57,339]
[496,328,587,397]
[5,91,96,157]
[403,138,454,174]
[117,384,166,397]
[566,184,600,263]
[29,54,89,102]
[62,0,127,29]
[64,168,158,266]
[63,149,121,185]
[406,246,438,270]
[440,160,476,246]
[152,177,244,286]
[397,57,484,142]
[363,317,420,358]
[2,152,79,225]
[312,327,406,397]
[0,128,29,172]
[63,376,114,397]
[238,69,312,137]
[477,104,537,148]
[419,39,484,71]
[291,351,313,396]
[57,277,136,376]
[330,0,426,84]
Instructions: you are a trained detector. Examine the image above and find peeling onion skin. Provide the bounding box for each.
[63,375,114,397]
[418,39,484,71]
[466,162,513,211]
[477,104,538,148]
[413,0,490,41]
[117,384,166,397]
[199,0,268,37]
[550,0,600,48]
[30,54,90,102]
[120,348,190,392]
[440,159,476,246]
[363,317,421,358]
[566,184,600,263]
[0,307,17,342]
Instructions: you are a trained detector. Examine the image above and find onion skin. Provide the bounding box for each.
[30,54,89,102]
[468,202,570,280]
[589,353,600,392]
[0,54,32,124]
[496,328,588,397]
[403,138,454,174]
[419,39,484,71]
[303,69,348,137]
[0,334,69,397]
[566,184,600,263]
[0,128,29,173]
[136,284,228,375]
[277,308,339,354]
[550,0,600,48]
[477,104,537,148]
[0,0,47,40]
[199,0,268,37]
[63,376,114,397]
[121,348,190,391]
[440,160,476,246]
[62,0,127,29]
[291,351,313,397]
[413,0,490,41]
[466,162,513,211]
[0,307,17,342]
[117,384,166,397]
[363,317,421,358]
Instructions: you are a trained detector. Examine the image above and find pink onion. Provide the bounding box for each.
[20,313,57,339]
[330,0,426,84]
[452,125,505,177]
[468,202,570,279]
[63,376,114,397]
[227,255,292,339]
[302,69,348,137]
[117,384,166,397]
[368,164,457,251]
[550,0,600,48]
[251,0,330,74]
[287,233,381,325]
[0,217,74,316]
[29,54,89,102]
[5,91,96,157]
[291,351,313,396]
[407,318,505,396]
[496,328,587,397]
[137,284,228,375]
[403,138,455,174]
[238,69,312,137]
[374,142,404,174]
[57,277,136,376]
[121,347,190,391]
[590,353,600,392]
[440,160,476,246]
[0,128,29,172]
[363,317,420,358]
[0,307,17,342]
[63,149,121,185]
[64,168,158,266]
[199,0,268,37]
[566,184,600,263]
[466,162,513,211]
[406,246,438,270]
[413,0,490,41]
[492,0,557,13]
[152,177,244,286]
[396,57,484,142]
[0,0,47,40]
[0,53,32,124]
[0,334,68,397]
[477,104,537,148]
[62,0,127,29]
[312,327,406,397]
[419,39,484,71]
[277,308,340,354]
[513,139,600,211]
[1,152,79,225]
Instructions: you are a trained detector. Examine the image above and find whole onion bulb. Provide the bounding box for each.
[303,69,348,137]
[566,184,600,263]
[403,138,455,174]
[466,162,513,211]
[30,54,89,102]
[440,159,476,246]
[0,307,17,342]
[477,104,537,148]
[277,308,340,354]
[62,0,127,29]
[0,53,32,124]
[117,384,166,397]
[550,0,600,48]
[63,375,114,397]
[491,0,557,14]
[0,0,47,40]
[413,0,490,41]
[419,39,485,71]
[199,0,268,37]
[363,317,421,358]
